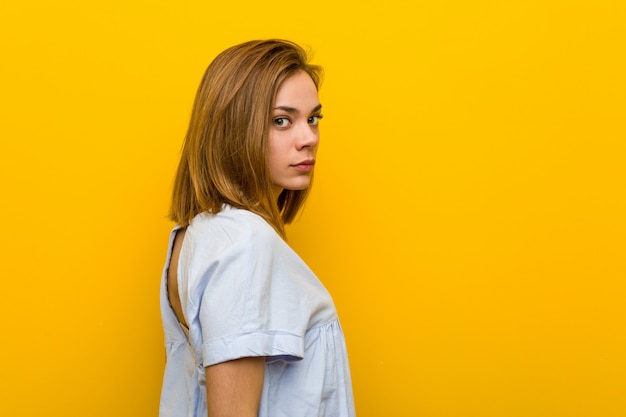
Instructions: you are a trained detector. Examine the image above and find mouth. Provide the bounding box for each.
[291,159,315,172]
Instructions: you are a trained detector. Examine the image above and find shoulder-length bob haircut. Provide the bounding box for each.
[169,39,323,237]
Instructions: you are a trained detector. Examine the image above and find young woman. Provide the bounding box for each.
[159,40,355,417]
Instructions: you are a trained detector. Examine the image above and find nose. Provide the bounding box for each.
[296,123,319,150]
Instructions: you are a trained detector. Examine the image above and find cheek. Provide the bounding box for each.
[267,138,279,164]
[268,132,289,158]
[267,138,284,176]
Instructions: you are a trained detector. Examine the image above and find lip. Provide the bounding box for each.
[291,159,315,172]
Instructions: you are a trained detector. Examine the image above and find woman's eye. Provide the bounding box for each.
[308,115,323,126]
[273,117,291,127]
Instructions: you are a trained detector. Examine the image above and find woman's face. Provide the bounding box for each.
[268,70,322,197]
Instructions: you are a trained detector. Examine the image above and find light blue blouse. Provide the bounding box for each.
[159,207,355,417]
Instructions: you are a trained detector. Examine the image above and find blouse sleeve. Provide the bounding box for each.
[182,213,310,367]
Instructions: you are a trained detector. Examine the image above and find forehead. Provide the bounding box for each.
[275,71,319,106]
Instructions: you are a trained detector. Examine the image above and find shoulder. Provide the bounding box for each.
[178,208,284,302]
[185,207,282,255]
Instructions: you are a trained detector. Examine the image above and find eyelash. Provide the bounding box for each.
[273,114,324,128]
[273,117,291,127]
[309,114,324,125]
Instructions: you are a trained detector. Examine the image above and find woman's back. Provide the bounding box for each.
[159,208,355,417]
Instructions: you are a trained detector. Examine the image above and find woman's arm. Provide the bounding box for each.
[206,356,265,417]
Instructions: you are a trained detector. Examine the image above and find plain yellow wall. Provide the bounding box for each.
[1,1,625,416]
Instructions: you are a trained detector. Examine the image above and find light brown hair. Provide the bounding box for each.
[169,39,323,237]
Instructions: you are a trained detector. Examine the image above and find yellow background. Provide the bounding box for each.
[1,1,625,416]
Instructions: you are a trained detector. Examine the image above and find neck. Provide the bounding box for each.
[272,185,284,202]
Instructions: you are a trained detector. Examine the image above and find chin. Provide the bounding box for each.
[284,185,310,191]
[273,175,313,192]
[283,180,311,191]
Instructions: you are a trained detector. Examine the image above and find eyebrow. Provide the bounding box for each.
[274,104,323,114]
